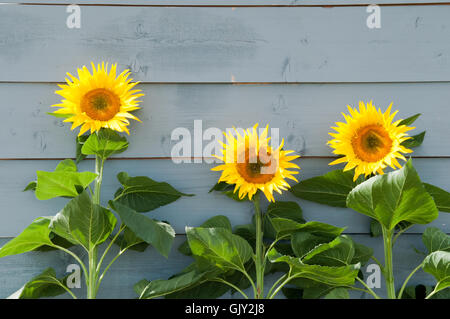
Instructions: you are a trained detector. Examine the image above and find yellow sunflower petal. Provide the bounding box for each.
[211,124,300,202]
[328,101,414,181]
[52,61,143,135]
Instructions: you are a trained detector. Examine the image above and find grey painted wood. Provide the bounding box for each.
[2,5,450,82]
[0,1,449,301]
[2,1,448,5]
[0,234,440,299]
[1,82,448,158]
[0,158,448,237]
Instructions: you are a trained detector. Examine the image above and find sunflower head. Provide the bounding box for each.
[328,101,414,181]
[51,62,144,136]
[212,124,300,202]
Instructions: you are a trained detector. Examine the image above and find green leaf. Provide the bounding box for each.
[399,113,421,126]
[291,232,336,259]
[302,235,355,267]
[351,242,373,266]
[0,217,53,258]
[8,268,69,299]
[50,191,117,251]
[226,265,255,294]
[81,128,129,160]
[36,232,75,252]
[370,219,382,237]
[290,169,363,207]
[402,131,425,148]
[233,223,256,245]
[164,264,246,299]
[267,201,305,223]
[209,181,249,202]
[302,284,335,299]
[324,287,349,299]
[47,112,73,118]
[110,201,175,257]
[114,172,193,213]
[35,159,97,200]
[423,227,450,254]
[186,227,253,272]
[281,287,303,299]
[209,181,231,193]
[75,135,89,164]
[262,201,305,240]
[199,215,233,231]
[400,284,433,299]
[134,279,150,296]
[370,219,411,238]
[270,217,345,239]
[424,183,450,213]
[116,227,149,252]
[178,215,232,256]
[166,280,230,299]
[400,284,450,299]
[347,159,439,231]
[268,249,360,287]
[422,251,450,294]
[137,267,219,299]
[23,181,37,192]
[55,159,77,171]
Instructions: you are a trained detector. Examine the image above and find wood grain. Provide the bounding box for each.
[0,1,449,300]
[0,234,439,299]
[1,5,450,82]
[0,158,448,237]
[3,1,450,6]
[0,83,448,158]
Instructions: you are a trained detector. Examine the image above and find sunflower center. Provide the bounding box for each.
[236,149,277,184]
[81,88,120,121]
[352,124,393,162]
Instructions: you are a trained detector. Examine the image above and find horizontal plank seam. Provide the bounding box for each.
[0,233,445,240]
[6,2,450,8]
[3,81,450,85]
[0,156,449,161]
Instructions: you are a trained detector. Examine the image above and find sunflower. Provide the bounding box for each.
[328,101,414,181]
[212,124,300,202]
[51,62,143,135]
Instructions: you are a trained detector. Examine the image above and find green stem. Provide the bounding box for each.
[425,287,439,299]
[392,224,413,246]
[60,284,78,299]
[268,274,293,299]
[397,262,423,299]
[93,155,104,206]
[370,255,385,274]
[51,244,89,288]
[96,249,125,294]
[266,274,288,299]
[264,235,288,262]
[241,269,257,298]
[87,247,98,299]
[347,286,377,296]
[253,193,264,299]
[96,224,126,274]
[213,278,249,299]
[87,154,105,299]
[382,226,396,299]
[356,277,381,299]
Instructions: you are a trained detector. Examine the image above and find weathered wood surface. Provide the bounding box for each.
[0,234,438,299]
[0,158,448,237]
[1,83,448,159]
[0,1,449,300]
[2,5,450,82]
[2,1,449,5]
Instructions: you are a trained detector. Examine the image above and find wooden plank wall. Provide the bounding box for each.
[0,1,449,299]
